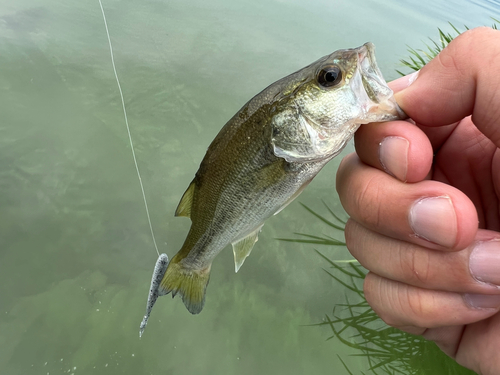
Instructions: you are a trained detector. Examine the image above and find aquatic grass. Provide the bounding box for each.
[396,19,499,75]
[396,23,461,75]
[281,202,476,374]
[276,200,346,246]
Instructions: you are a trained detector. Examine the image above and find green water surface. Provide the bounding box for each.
[1,0,498,374]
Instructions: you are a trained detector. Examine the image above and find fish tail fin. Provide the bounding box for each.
[159,254,211,314]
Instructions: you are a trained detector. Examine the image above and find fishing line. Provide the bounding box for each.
[98,0,160,257]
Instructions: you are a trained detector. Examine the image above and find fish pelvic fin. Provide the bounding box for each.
[159,256,211,314]
[232,224,263,273]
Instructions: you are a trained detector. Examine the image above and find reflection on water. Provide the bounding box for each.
[0,0,497,374]
[471,0,500,14]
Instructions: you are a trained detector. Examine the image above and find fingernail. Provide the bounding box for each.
[379,136,409,181]
[390,70,420,93]
[463,293,500,309]
[409,196,457,248]
[469,240,500,286]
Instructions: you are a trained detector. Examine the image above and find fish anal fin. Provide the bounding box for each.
[159,256,211,314]
[175,181,196,218]
[232,225,263,273]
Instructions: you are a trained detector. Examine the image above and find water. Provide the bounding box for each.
[0,1,497,374]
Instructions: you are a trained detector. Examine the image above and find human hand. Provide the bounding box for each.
[336,27,500,374]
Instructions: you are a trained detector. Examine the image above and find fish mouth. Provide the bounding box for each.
[353,43,407,121]
[357,43,389,103]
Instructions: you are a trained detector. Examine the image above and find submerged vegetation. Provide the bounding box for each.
[282,201,475,374]
[280,22,500,374]
[397,19,498,75]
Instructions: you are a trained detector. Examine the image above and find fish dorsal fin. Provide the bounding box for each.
[232,225,264,273]
[175,181,195,218]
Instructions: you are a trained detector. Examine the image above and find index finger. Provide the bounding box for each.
[395,27,500,147]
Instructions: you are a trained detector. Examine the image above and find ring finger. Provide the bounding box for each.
[363,272,500,334]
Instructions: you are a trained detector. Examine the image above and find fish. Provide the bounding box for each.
[140,42,405,335]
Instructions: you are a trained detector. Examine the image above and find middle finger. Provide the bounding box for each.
[346,220,500,294]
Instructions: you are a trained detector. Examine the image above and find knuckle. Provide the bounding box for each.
[364,272,435,329]
[404,287,441,328]
[436,47,461,73]
[354,175,384,229]
[344,219,365,257]
[363,273,403,328]
[443,27,499,74]
[406,287,427,320]
[400,246,432,286]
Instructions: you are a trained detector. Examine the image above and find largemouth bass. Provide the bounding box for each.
[140,43,405,335]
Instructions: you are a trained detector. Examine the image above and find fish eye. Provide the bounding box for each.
[317,65,342,88]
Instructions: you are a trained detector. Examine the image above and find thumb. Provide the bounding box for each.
[395,27,500,147]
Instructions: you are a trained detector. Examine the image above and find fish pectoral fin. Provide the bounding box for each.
[232,225,264,273]
[175,181,195,218]
[159,255,211,315]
